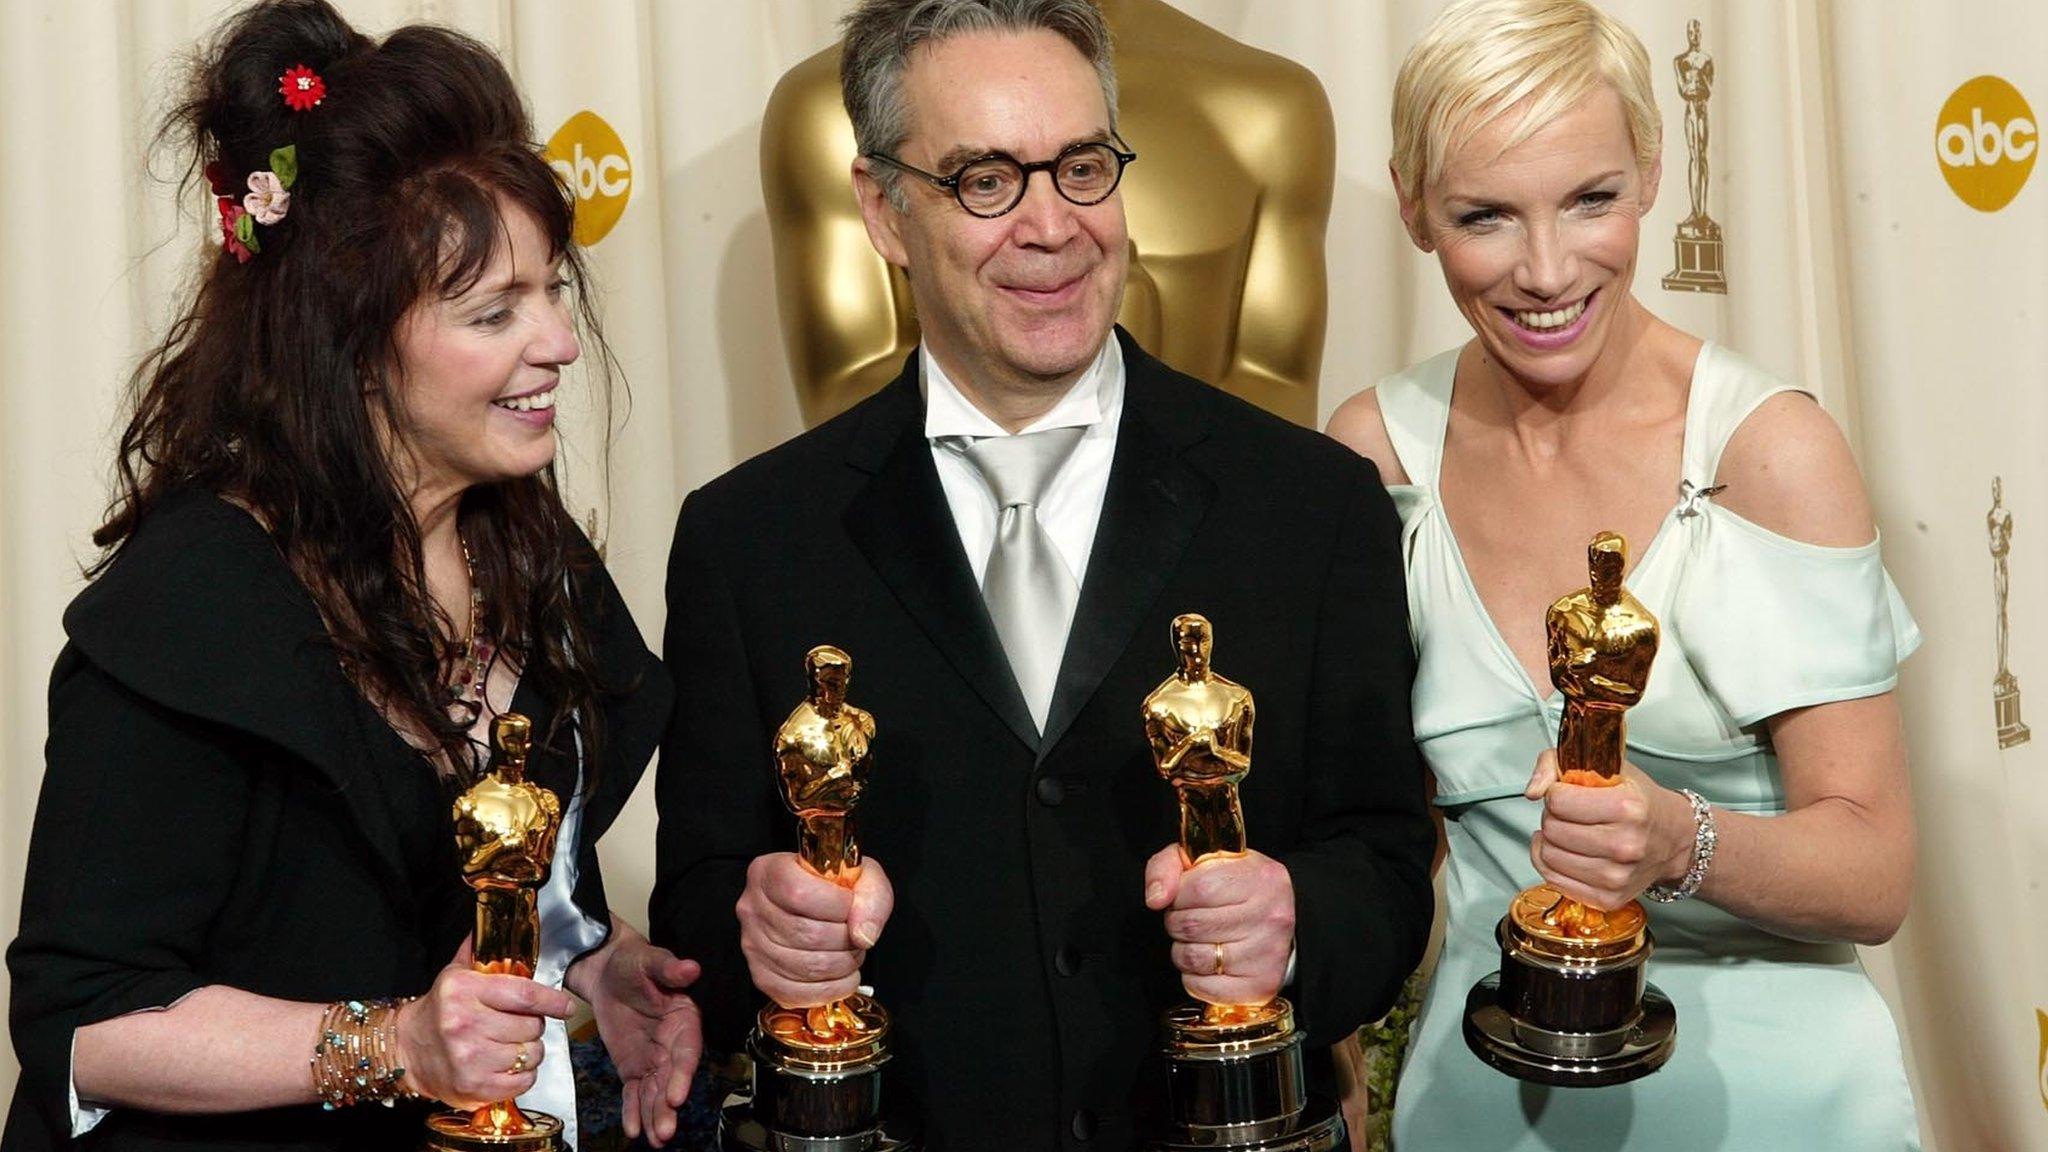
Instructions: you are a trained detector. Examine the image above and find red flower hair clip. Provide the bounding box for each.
[218,197,256,263]
[279,64,326,111]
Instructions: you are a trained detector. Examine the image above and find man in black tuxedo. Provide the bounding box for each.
[651,2,1432,1148]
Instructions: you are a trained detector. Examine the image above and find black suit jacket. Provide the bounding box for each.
[3,490,670,1152]
[652,331,1431,1152]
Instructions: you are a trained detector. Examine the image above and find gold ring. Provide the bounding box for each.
[1211,942,1227,977]
[506,1041,530,1076]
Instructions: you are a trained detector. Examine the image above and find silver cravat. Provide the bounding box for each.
[959,426,1086,732]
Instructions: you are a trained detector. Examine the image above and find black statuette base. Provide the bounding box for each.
[715,1027,916,1152]
[1464,975,1676,1088]
[1146,1094,1346,1152]
[1148,1013,1346,1151]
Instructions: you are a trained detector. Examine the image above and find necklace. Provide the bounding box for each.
[447,535,495,728]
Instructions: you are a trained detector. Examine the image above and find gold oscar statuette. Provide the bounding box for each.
[1141,615,1345,1151]
[1990,478,2030,748]
[425,714,566,1151]
[1463,533,1678,1086]
[717,646,913,1152]
[1663,18,1728,294]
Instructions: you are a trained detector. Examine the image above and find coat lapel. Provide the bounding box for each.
[62,492,416,900]
[1038,332,1215,757]
[298,660,423,905]
[841,367,1042,752]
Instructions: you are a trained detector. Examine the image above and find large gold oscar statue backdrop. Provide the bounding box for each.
[760,0,1335,427]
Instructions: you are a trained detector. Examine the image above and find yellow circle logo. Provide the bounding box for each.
[544,111,632,246]
[1934,75,2036,212]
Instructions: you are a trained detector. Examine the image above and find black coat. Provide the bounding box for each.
[3,490,671,1151]
[651,331,1433,1152]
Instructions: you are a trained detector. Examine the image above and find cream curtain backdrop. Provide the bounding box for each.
[1,2,2040,1149]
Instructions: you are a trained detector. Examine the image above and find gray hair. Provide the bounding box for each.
[840,0,1119,208]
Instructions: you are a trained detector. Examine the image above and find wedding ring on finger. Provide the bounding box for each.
[505,1040,531,1076]
[1211,942,1227,977]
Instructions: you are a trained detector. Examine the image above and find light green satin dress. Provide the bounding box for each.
[1382,343,1923,1152]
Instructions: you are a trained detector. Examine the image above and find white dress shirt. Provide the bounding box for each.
[924,336,1125,597]
[525,729,608,1152]
[923,337,1296,987]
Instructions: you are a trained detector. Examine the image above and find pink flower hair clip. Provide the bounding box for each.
[213,146,298,263]
[211,63,322,262]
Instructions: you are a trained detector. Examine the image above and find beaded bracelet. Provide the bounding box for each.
[311,997,419,1109]
[1643,788,1717,903]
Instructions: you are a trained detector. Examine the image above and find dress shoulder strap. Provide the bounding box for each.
[1680,342,1818,486]
[1373,346,1460,488]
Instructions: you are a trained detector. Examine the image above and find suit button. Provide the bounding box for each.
[1054,945,1083,977]
[1035,776,1065,806]
[1070,1109,1097,1140]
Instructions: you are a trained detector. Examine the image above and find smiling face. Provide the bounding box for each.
[1400,87,1659,392]
[386,200,579,500]
[854,29,1128,403]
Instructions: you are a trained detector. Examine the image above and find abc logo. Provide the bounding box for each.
[1934,75,2035,212]
[545,111,632,246]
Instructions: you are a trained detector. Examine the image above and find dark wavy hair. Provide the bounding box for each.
[95,0,622,780]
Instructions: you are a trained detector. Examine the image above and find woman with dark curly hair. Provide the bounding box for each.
[4,2,699,1148]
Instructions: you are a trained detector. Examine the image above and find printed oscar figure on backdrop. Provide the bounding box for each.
[719,646,913,1152]
[1462,534,1678,1086]
[1141,615,1345,1151]
[1663,19,1727,294]
[427,714,565,1151]
[1990,478,2031,748]
[761,0,1335,427]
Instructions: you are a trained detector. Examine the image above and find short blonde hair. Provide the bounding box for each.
[1391,0,1660,201]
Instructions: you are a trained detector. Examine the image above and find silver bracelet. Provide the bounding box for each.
[1643,788,1716,903]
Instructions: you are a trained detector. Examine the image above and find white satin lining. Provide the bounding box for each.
[522,724,608,1151]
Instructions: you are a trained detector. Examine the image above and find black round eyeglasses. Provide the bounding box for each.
[865,136,1138,219]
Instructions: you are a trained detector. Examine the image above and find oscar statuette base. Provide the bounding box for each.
[717,1100,913,1152]
[1995,678,2030,748]
[1662,228,1727,295]
[1145,1000,1346,1152]
[716,997,915,1152]
[423,1109,563,1152]
[1462,900,1676,1088]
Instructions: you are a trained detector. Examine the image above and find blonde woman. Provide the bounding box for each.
[1327,1,1920,1147]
